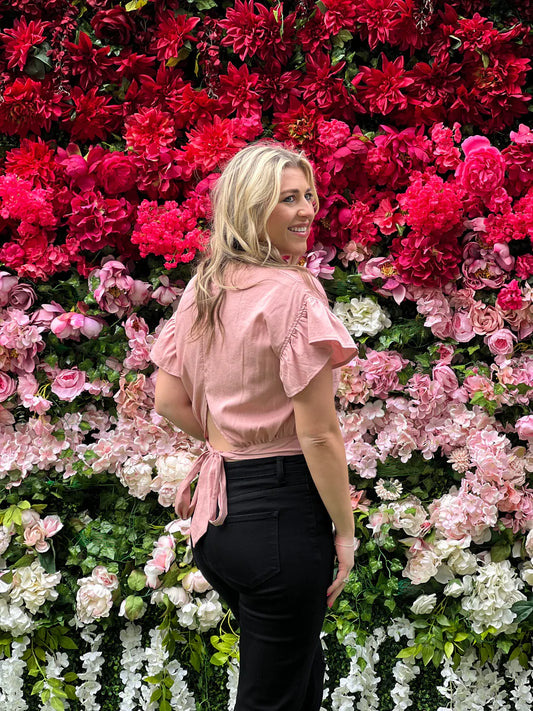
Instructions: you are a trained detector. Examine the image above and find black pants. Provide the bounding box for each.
[193,454,335,711]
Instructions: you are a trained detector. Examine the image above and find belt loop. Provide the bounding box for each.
[275,456,285,484]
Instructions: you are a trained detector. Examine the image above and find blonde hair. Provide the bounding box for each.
[192,141,319,340]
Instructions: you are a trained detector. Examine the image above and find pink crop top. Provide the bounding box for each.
[150,264,357,544]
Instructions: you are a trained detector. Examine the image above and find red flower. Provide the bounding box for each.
[218,62,261,118]
[515,255,533,280]
[151,10,200,61]
[182,116,248,174]
[0,16,48,70]
[91,6,135,46]
[125,107,176,160]
[220,0,296,63]
[406,58,462,115]
[353,0,407,50]
[364,125,433,188]
[503,124,533,197]
[273,99,322,149]
[319,0,357,35]
[337,201,380,247]
[392,230,462,288]
[68,191,133,252]
[167,83,222,131]
[64,31,116,90]
[399,172,464,237]
[0,77,62,137]
[63,87,120,142]
[256,62,301,113]
[301,53,355,119]
[4,138,60,189]
[352,54,414,115]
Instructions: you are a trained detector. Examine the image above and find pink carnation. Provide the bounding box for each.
[496,280,524,311]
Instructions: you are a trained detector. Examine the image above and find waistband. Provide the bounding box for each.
[224,453,308,475]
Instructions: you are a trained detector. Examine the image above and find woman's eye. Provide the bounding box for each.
[305,192,313,201]
[283,195,295,203]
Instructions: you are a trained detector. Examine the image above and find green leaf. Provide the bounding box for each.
[51,697,65,711]
[444,642,454,658]
[511,600,533,623]
[59,636,78,650]
[397,646,419,659]
[160,698,171,711]
[491,542,511,562]
[454,632,469,642]
[150,687,162,702]
[210,652,228,666]
[422,645,434,666]
[436,615,450,627]
[63,672,78,683]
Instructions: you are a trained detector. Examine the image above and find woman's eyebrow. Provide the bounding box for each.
[280,187,312,195]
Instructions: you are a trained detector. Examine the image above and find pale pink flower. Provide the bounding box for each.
[359,349,409,399]
[92,565,119,590]
[91,260,150,317]
[469,301,504,336]
[8,283,36,310]
[516,416,533,442]
[51,368,87,401]
[403,541,441,585]
[359,257,406,304]
[451,312,475,342]
[152,275,183,306]
[338,240,372,267]
[182,570,211,594]
[305,243,336,279]
[0,309,44,374]
[484,329,516,356]
[0,271,19,306]
[76,579,113,624]
[30,301,64,328]
[429,486,498,545]
[17,373,52,414]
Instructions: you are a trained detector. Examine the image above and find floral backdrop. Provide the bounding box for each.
[0,0,532,709]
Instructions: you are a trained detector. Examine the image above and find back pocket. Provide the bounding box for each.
[206,510,280,590]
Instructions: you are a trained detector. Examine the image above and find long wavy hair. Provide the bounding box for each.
[192,141,319,341]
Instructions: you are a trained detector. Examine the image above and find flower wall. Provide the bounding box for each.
[0,0,532,708]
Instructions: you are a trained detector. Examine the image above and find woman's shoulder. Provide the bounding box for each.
[241,264,324,297]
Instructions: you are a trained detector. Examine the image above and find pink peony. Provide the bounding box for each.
[484,329,516,356]
[51,311,104,341]
[51,369,87,401]
[76,579,113,624]
[456,135,506,197]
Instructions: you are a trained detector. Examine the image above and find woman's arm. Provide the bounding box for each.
[154,369,205,442]
[292,363,355,607]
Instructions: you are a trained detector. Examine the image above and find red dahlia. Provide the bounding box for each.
[152,10,200,61]
[0,77,62,137]
[0,16,48,70]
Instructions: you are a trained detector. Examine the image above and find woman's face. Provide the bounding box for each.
[265,167,315,261]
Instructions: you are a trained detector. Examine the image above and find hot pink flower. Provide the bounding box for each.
[51,369,87,402]
[456,136,506,198]
[497,280,524,311]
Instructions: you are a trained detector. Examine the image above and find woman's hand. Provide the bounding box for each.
[326,538,355,608]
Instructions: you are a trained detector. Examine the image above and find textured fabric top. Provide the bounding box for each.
[150,264,357,543]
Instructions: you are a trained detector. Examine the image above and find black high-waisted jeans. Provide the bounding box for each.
[192,454,335,711]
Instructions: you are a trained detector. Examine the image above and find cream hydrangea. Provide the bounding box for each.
[333,297,391,337]
[9,561,61,614]
[460,560,526,634]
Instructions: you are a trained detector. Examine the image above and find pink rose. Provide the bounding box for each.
[469,302,504,336]
[451,312,475,342]
[51,369,87,401]
[92,565,119,590]
[42,515,63,539]
[456,136,506,197]
[484,329,516,356]
[0,271,19,307]
[515,415,533,442]
[432,364,459,392]
[8,284,36,310]
[0,372,16,402]
[182,570,212,594]
[23,523,49,553]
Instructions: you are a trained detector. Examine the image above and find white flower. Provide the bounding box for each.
[177,601,198,629]
[443,578,472,598]
[76,580,113,625]
[375,478,403,501]
[447,548,479,575]
[520,560,533,586]
[525,529,533,559]
[164,586,190,608]
[0,525,13,555]
[410,594,437,615]
[333,297,391,337]
[182,570,211,594]
[118,458,153,500]
[460,560,526,634]
[391,496,429,537]
[0,599,36,636]
[196,590,224,631]
[10,561,61,614]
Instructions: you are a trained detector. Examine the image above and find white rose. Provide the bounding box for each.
[447,549,479,575]
[333,297,391,337]
[443,580,465,597]
[410,594,437,615]
[526,530,533,559]
[403,549,441,585]
[0,525,13,555]
[164,586,190,608]
[76,581,113,625]
[520,561,533,586]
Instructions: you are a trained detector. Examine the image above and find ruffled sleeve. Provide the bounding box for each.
[150,312,184,378]
[279,294,357,398]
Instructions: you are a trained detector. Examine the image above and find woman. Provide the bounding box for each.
[151,142,356,711]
